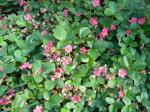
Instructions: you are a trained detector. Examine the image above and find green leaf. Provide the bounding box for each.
[115,13,123,21]
[16,15,26,27]
[94,40,109,52]
[28,82,36,89]
[4,33,17,42]
[79,27,90,38]
[45,80,55,90]
[108,79,117,88]
[123,97,131,105]
[80,55,89,62]
[57,40,68,49]
[42,62,55,74]
[33,73,43,83]
[109,1,117,13]
[16,39,27,49]
[132,60,146,70]
[104,8,114,16]
[0,85,8,96]
[109,104,118,112]
[44,91,50,100]
[106,97,115,104]
[3,63,16,74]
[61,108,69,112]
[54,25,72,40]
[55,79,64,88]
[141,91,149,100]
[14,50,27,62]
[123,55,129,67]
[45,94,62,110]
[88,49,100,59]
[21,74,29,82]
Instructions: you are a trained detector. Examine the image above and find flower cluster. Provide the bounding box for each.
[0,0,149,111]
[19,62,32,70]
[0,89,15,105]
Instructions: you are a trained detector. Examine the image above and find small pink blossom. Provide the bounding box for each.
[105,74,111,80]
[75,13,81,17]
[99,64,107,75]
[128,17,138,24]
[93,65,107,76]
[38,67,42,74]
[51,54,59,61]
[125,29,131,37]
[33,106,43,112]
[19,0,26,7]
[61,56,72,66]
[64,84,71,91]
[118,69,127,78]
[80,47,88,54]
[138,17,145,25]
[63,45,73,53]
[92,0,100,7]
[54,67,63,79]
[19,62,32,70]
[93,68,102,76]
[118,89,124,98]
[71,95,80,103]
[24,13,32,21]
[99,27,109,39]
[51,0,55,3]
[110,24,116,31]
[8,89,15,98]
[41,30,48,36]
[63,9,68,17]
[0,96,12,105]
[89,18,98,26]
[43,41,53,57]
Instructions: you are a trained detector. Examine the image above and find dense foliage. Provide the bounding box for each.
[0,0,150,112]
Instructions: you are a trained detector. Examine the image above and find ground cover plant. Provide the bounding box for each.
[0,0,150,112]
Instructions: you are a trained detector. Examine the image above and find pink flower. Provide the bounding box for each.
[19,0,26,7]
[118,69,127,78]
[61,56,72,66]
[110,24,116,31]
[38,67,42,74]
[51,54,59,61]
[93,65,107,76]
[125,29,131,37]
[138,17,145,25]
[93,68,102,76]
[128,17,138,24]
[0,96,12,105]
[8,89,15,98]
[80,47,88,54]
[63,9,68,17]
[89,18,98,26]
[71,95,80,103]
[19,62,32,70]
[54,67,63,78]
[24,13,32,21]
[118,89,124,98]
[105,74,111,80]
[63,45,73,53]
[43,41,53,57]
[33,106,43,112]
[64,84,71,91]
[99,64,107,75]
[41,30,48,36]
[92,0,100,7]
[99,27,109,39]
[75,13,81,17]
[51,0,55,3]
